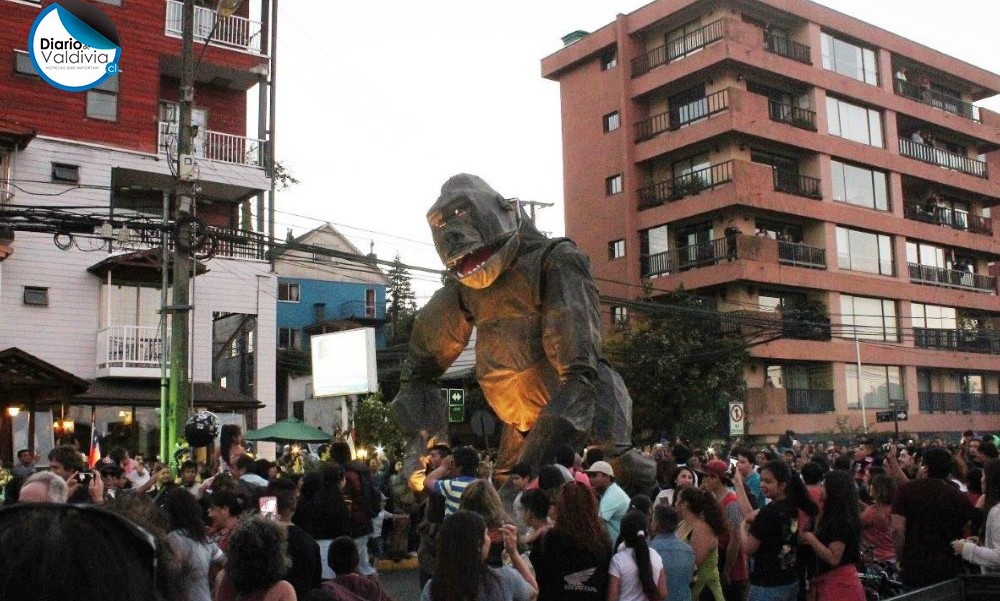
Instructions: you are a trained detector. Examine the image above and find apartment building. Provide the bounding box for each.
[543,0,1000,437]
[0,0,277,462]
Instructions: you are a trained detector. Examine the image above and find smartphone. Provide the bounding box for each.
[76,471,94,486]
[727,458,738,477]
[259,495,278,519]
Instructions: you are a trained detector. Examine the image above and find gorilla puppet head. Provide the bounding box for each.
[427,174,523,289]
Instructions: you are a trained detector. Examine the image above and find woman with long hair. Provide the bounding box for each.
[676,487,727,601]
[741,460,818,601]
[421,510,537,601]
[798,470,865,601]
[608,510,667,601]
[214,516,295,601]
[952,459,1000,573]
[162,489,224,601]
[861,474,896,563]
[293,464,352,579]
[459,479,512,568]
[654,465,697,507]
[530,481,612,601]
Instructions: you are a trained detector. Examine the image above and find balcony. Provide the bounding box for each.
[898,139,987,178]
[773,169,822,198]
[893,79,979,122]
[919,391,1000,413]
[907,262,996,294]
[763,33,811,64]
[159,122,266,168]
[97,325,168,378]
[745,387,835,415]
[637,161,733,210]
[914,327,1000,354]
[203,226,268,259]
[631,20,726,77]
[338,301,387,322]
[768,100,816,131]
[165,0,265,56]
[635,89,730,142]
[777,241,826,269]
[903,204,992,236]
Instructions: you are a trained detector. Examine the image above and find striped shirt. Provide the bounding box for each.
[433,475,477,516]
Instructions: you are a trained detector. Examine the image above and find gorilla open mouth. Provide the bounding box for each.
[451,238,507,279]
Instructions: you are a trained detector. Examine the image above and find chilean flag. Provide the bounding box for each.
[88,429,101,469]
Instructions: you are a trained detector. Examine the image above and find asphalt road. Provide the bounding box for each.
[379,568,423,599]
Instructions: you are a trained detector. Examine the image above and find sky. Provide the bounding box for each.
[265,0,1000,303]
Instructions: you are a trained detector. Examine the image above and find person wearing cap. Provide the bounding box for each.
[586,460,629,544]
[699,459,748,601]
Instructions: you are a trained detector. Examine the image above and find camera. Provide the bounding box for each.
[76,471,94,485]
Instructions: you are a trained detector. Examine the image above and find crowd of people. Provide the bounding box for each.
[1,427,998,601]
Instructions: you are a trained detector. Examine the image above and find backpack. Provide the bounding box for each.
[346,461,382,522]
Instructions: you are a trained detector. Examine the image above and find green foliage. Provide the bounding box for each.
[352,390,405,463]
[603,293,750,445]
[271,160,301,191]
[385,253,418,346]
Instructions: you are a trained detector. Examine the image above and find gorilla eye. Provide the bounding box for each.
[451,207,467,219]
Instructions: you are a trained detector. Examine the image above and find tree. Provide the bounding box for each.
[385,253,418,346]
[352,390,405,464]
[603,292,750,444]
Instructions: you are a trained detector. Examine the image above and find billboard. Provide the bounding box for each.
[310,327,377,397]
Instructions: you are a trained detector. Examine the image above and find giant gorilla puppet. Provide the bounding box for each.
[391,174,654,494]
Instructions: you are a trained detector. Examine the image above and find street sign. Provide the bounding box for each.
[876,410,908,423]
[446,388,466,423]
[729,401,745,436]
[448,389,465,406]
[448,404,465,423]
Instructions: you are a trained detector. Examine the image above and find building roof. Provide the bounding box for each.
[87,247,208,284]
[272,223,389,286]
[0,347,90,396]
[73,379,263,410]
[0,118,36,150]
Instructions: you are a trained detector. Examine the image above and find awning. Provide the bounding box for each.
[87,247,208,285]
[73,379,263,411]
[0,119,36,150]
[0,347,90,403]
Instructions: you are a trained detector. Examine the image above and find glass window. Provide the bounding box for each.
[640,225,669,278]
[14,50,38,77]
[826,97,883,147]
[278,282,300,302]
[905,241,946,268]
[601,49,617,70]
[846,364,903,409]
[278,328,300,350]
[836,227,893,275]
[821,32,878,85]
[23,286,48,306]
[86,76,118,121]
[830,161,888,210]
[608,239,625,260]
[606,174,623,196]
[911,303,958,329]
[52,163,80,183]
[611,306,628,324]
[840,295,898,341]
[603,111,620,133]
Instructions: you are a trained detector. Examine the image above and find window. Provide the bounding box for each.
[831,161,888,211]
[836,227,894,275]
[821,32,878,85]
[86,75,118,121]
[93,0,123,5]
[603,111,620,133]
[846,364,903,409]
[911,303,957,329]
[365,288,377,318]
[672,153,712,188]
[23,286,48,306]
[601,49,617,70]
[840,295,898,341]
[905,242,946,269]
[312,252,332,262]
[826,97,883,147]
[277,282,300,302]
[278,328,300,350]
[608,239,625,260]
[758,289,806,313]
[611,306,628,324]
[605,174,623,196]
[13,50,37,77]
[640,225,669,277]
[51,163,79,183]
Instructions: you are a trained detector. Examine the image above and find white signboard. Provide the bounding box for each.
[729,401,745,437]
[311,327,377,397]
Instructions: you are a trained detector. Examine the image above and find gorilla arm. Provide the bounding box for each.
[390,282,473,491]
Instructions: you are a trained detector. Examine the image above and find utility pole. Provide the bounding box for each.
[519,200,554,223]
[167,0,197,469]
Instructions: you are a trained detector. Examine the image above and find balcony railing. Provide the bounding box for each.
[744,387,834,414]
[97,325,168,371]
[631,20,726,77]
[919,392,1000,413]
[893,79,979,122]
[768,100,816,131]
[165,0,265,56]
[642,237,728,277]
[908,262,996,293]
[159,122,266,168]
[787,389,835,414]
[637,161,734,210]
[204,226,268,259]
[898,139,987,178]
[763,33,811,64]
[773,169,822,198]
[777,241,826,269]
[903,204,992,236]
[914,327,1000,354]
[339,301,387,321]
[635,89,730,142]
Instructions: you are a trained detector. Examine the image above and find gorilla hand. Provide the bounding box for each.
[390,380,448,492]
